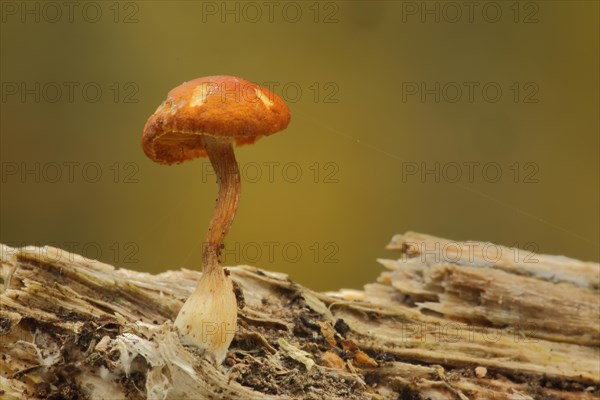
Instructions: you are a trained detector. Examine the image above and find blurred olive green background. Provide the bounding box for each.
[1,1,598,291]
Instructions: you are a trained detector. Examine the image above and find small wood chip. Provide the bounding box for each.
[341,339,359,352]
[319,322,337,347]
[321,351,345,370]
[94,335,112,352]
[277,338,315,371]
[475,366,487,378]
[353,350,378,368]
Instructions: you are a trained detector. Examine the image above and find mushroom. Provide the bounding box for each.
[141,75,290,363]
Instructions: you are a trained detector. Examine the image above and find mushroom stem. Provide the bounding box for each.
[173,135,240,363]
[202,136,241,274]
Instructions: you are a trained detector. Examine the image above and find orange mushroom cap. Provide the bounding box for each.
[142,75,291,164]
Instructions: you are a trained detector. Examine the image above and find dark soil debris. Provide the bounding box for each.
[333,318,350,336]
[0,316,12,335]
[34,382,51,398]
[46,380,86,400]
[121,371,147,400]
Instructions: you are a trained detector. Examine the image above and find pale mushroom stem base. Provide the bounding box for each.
[201,136,241,274]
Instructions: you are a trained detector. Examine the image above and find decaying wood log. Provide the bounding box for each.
[1,232,598,399]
